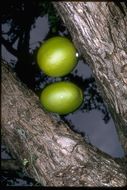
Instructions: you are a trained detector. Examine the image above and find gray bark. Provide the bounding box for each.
[1,61,127,186]
[52,1,127,153]
[1,1,127,187]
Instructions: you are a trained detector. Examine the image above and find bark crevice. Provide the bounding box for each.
[2,62,127,186]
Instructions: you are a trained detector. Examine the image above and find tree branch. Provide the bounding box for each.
[52,1,127,154]
[1,61,127,186]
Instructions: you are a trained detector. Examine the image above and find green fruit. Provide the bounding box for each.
[40,81,83,115]
[37,36,77,77]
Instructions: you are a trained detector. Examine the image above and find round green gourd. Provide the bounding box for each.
[40,81,83,115]
[37,36,77,77]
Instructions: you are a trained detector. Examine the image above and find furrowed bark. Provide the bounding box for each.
[52,1,127,153]
[1,61,127,186]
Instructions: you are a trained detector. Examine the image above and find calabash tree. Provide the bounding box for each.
[1,1,127,186]
[52,1,127,153]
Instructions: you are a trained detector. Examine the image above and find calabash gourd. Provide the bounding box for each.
[40,81,83,115]
[37,36,77,77]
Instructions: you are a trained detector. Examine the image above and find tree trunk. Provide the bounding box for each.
[1,61,127,186]
[2,1,127,187]
[52,1,127,153]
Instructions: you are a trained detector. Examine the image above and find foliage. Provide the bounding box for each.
[1,0,113,186]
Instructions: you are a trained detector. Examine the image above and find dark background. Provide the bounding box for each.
[1,0,124,186]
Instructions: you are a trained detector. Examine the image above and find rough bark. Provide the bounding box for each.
[52,1,127,153]
[1,61,127,186]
